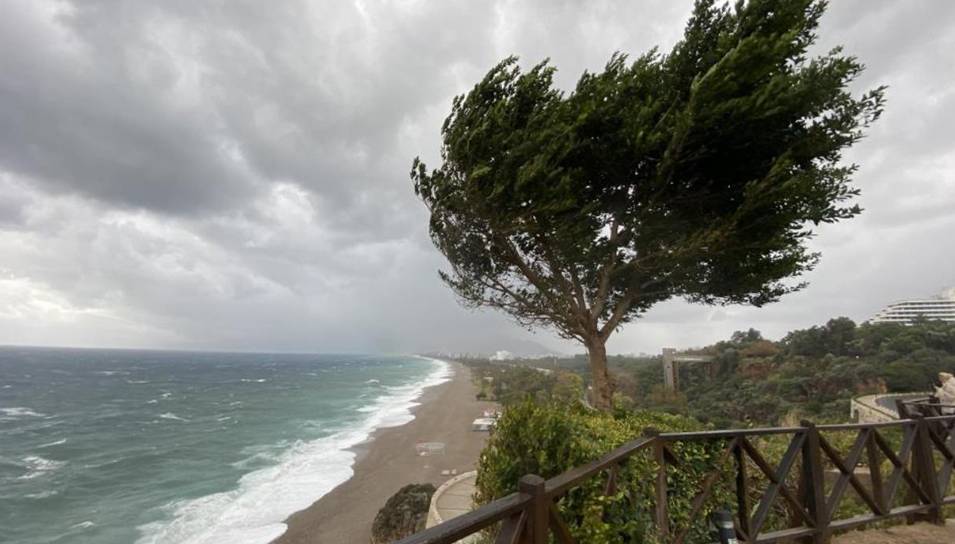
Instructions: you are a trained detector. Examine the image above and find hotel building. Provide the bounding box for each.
[871,288,955,325]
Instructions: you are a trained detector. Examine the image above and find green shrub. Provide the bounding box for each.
[475,402,733,543]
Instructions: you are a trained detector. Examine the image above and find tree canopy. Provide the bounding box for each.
[412,0,885,409]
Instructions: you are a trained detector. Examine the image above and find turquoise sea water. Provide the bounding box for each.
[0,347,450,544]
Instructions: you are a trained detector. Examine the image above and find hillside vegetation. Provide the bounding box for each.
[464,319,955,427]
[619,319,955,427]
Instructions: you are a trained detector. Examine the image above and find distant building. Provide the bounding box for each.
[871,288,955,325]
[489,350,515,361]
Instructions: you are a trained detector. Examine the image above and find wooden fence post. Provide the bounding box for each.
[865,431,885,515]
[644,428,669,540]
[733,441,751,538]
[928,397,941,417]
[519,475,548,544]
[912,416,943,525]
[800,421,828,544]
[895,398,912,419]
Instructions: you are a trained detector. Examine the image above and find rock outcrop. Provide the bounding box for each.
[370,483,436,544]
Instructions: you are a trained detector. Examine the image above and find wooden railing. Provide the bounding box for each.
[394,412,955,544]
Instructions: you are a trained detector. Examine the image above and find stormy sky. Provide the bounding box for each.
[1,0,953,356]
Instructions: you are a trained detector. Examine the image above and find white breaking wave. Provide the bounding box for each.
[135,357,453,544]
[18,455,67,480]
[159,413,189,422]
[37,438,68,448]
[0,406,46,419]
[25,489,60,499]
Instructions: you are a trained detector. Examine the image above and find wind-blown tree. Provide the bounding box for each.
[412,0,885,410]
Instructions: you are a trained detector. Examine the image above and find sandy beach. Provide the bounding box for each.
[275,361,496,544]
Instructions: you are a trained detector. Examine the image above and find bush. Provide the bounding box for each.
[475,402,732,543]
[371,483,436,544]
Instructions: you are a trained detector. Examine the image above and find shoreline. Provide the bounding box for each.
[274,361,496,544]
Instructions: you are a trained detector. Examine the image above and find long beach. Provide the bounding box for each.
[275,361,495,544]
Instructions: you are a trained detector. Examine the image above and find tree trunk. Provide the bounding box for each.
[586,338,613,411]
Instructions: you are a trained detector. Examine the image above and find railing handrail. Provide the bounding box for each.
[545,436,654,498]
[395,412,955,544]
[393,490,531,544]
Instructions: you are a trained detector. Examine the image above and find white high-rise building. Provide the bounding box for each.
[871,288,955,325]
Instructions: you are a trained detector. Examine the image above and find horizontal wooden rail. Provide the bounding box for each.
[659,426,805,440]
[544,436,654,498]
[391,492,530,544]
[397,411,955,544]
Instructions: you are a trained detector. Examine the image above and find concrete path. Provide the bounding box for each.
[834,521,955,543]
[432,472,477,523]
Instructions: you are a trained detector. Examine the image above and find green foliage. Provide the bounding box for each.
[621,319,955,427]
[476,402,731,543]
[553,372,585,405]
[782,317,858,357]
[412,0,884,408]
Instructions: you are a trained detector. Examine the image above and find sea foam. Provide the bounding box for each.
[0,407,46,419]
[37,438,68,448]
[17,455,67,480]
[135,358,452,544]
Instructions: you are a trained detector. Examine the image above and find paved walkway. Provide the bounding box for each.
[834,521,955,543]
[433,472,477,522]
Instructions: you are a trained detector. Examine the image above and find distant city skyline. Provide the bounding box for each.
[1,1,954,355]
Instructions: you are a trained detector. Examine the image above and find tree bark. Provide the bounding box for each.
[586,338,614,411]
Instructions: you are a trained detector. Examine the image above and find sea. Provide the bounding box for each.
[0,346,451,544]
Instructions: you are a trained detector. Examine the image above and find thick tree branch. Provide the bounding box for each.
[478,273,586,341]
[599,294,633,341]
[497,235,592,333]
[591,218,622,320]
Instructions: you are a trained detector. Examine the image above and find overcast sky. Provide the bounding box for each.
[1,0,953,356]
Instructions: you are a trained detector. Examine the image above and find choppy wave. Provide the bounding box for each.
[135,358,452,544]
[17,455,67,480]
[26,489,60,499]
[0,406,47,419]
[159,413,189,422]
[37,438,68,448]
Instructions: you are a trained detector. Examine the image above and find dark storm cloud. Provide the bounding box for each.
[0,2,256,214]
[0,0,953,354]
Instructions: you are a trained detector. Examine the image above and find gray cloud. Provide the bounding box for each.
[0,0,953,356]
